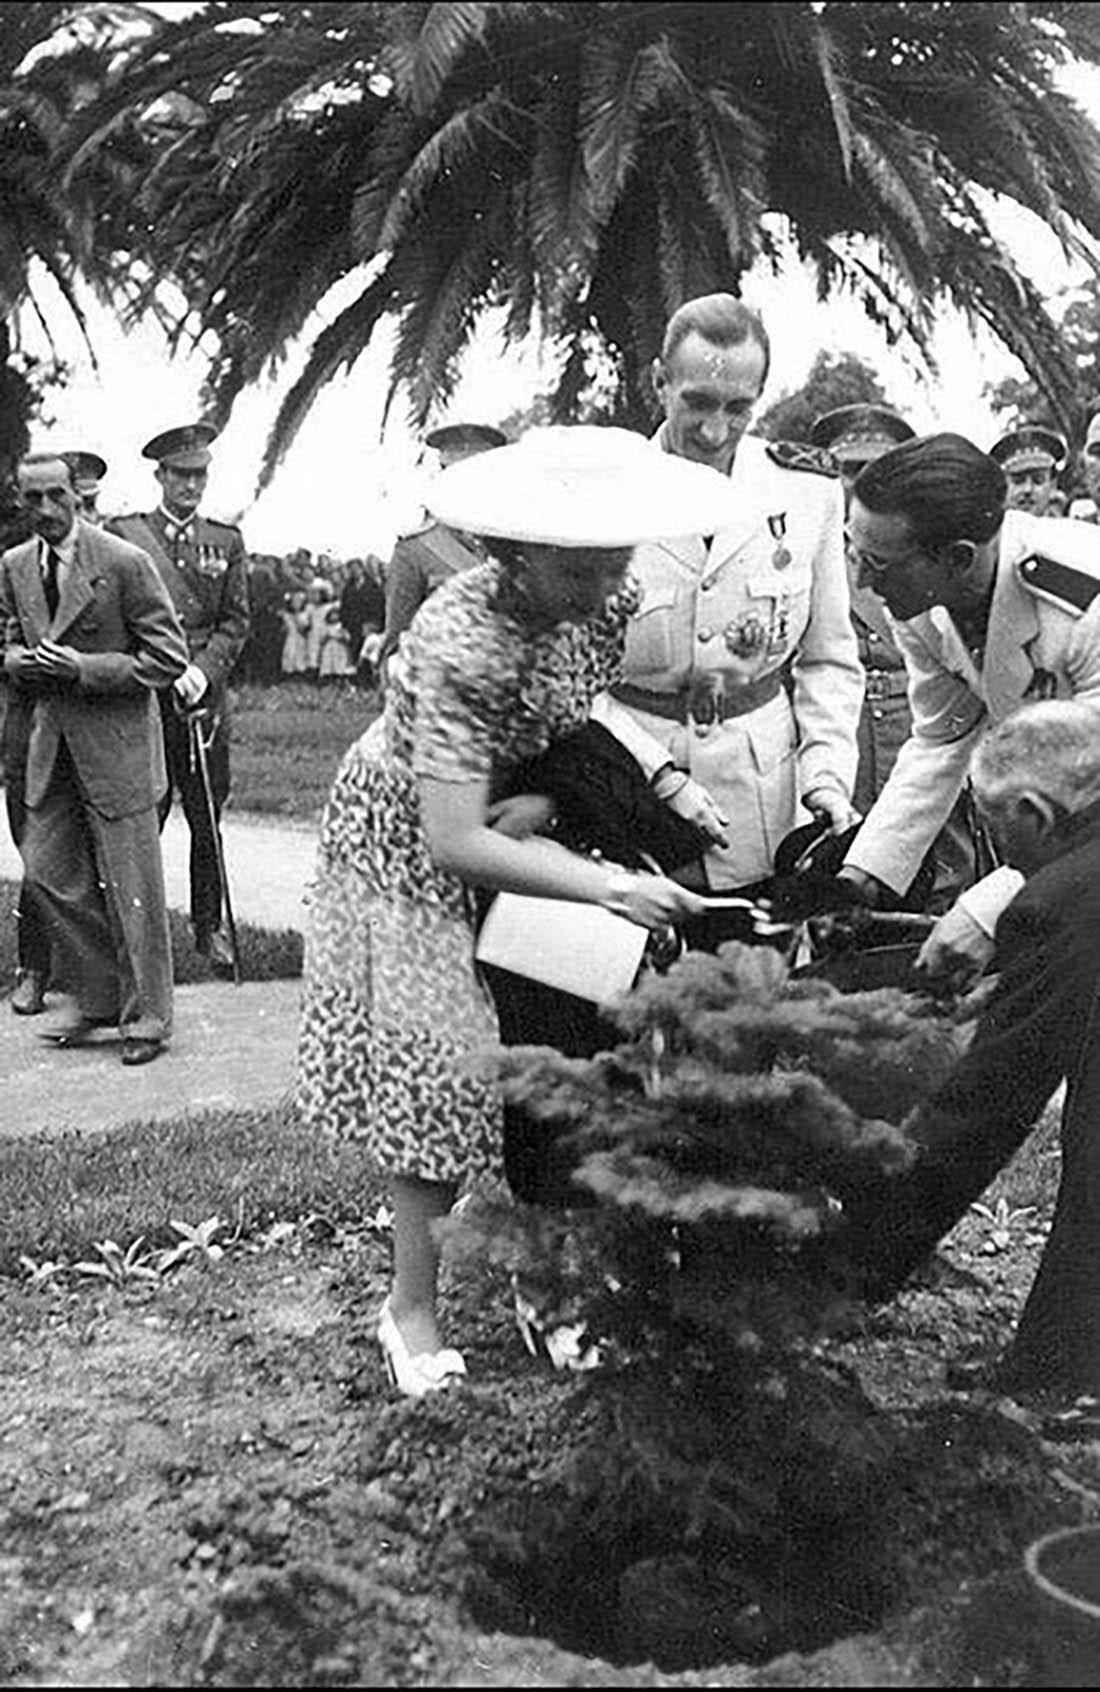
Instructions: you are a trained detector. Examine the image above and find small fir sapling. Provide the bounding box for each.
[449,942,970,1363]
[443,943,972,1606]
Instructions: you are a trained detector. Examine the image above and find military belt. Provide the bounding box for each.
[614,670,785,726]
[863,669,909,702]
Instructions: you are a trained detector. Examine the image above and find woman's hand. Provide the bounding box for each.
[602,868,707,930]
[485,793,556,840]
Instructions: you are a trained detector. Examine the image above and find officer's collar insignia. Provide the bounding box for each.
[764,441,839,478]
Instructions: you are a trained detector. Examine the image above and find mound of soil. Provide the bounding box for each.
[1,1191,1098,1689]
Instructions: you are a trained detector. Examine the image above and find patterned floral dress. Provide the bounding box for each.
[296,559,639,1186]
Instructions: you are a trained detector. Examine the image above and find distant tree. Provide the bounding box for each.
[756,351,893,444]
[46,0,1100,491]
[985,278,1100,447]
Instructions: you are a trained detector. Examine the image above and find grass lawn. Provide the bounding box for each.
[0,1100,382,1278]
[229,678,381,820]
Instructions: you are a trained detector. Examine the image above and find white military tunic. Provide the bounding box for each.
[844,510,1100,922]
[606,431,863,889]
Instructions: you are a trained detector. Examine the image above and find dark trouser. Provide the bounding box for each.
[22,742,173,1039]
[157,698,230,943]
[483,962,613,1208]
[5,769,52,981]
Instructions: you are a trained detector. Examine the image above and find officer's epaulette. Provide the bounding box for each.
[764,440,839,479]
[1018,552,1100,615]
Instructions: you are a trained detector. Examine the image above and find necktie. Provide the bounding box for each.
[43,548,60,618]
[167,520,191,564]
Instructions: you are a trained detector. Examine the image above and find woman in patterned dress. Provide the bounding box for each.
[296,427,740,1398]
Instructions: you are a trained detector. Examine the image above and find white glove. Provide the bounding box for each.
[173,663,209,707]
[651,766,729,846]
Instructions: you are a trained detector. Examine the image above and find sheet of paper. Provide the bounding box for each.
[476,893,649,1004]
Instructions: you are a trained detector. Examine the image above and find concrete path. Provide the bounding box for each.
[0,808,317,1140]
[1,980,302,1139]
[0,805,320,936]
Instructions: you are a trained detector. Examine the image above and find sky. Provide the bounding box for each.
[18,61,1100,560]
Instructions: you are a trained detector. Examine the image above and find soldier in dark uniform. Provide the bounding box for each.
[108,424,250,977]
[990,422,1067,518]
[810,404,916,813]
[376,422,507,673]
[1068,407,1100,523]
[63,450,108,522]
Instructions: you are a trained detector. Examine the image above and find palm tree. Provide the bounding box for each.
[0,0,144,499]
[53,1,1100,486]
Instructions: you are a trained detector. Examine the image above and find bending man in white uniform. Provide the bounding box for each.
[836,432,1100,985]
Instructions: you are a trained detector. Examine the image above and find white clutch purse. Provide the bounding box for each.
[475,892,649,1004]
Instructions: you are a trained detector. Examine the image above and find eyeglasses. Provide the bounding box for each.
[845,537,931,577]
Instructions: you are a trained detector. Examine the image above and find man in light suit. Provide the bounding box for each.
[5,448,110,1018]
[0,451,188,1063]
[836,431,1100,987]
[109,423,250,977]
[601,294,863,938]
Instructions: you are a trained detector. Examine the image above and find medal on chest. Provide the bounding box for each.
[768,512,791,571]
[724,611,770,659]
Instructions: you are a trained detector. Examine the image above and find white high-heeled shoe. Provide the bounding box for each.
[377,1299,467,1400]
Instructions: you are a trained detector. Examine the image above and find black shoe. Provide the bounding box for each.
[121,1036,163,1067]
[10,969,47,1016]
[39,1013,117,1047]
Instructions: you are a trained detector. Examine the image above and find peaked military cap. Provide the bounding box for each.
[990,423,1067,475]
[423,421,507,454]
[809,404,915,466]
[763,440,839,477]
[62,449,107,485]
[141,421,219,469]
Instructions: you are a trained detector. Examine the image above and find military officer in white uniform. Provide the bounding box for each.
[837,431,1100,985]
[601,294,863,906]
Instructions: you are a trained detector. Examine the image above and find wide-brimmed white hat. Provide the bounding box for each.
[426,425,740,547]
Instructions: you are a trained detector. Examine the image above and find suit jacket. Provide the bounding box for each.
[107,509,250,711]
[0,519,188,817]
[613,432,863,887]
[845,510,1100,897]
[847,801,1100,1393]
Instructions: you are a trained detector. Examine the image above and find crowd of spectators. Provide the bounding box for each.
[239,545,386,688]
